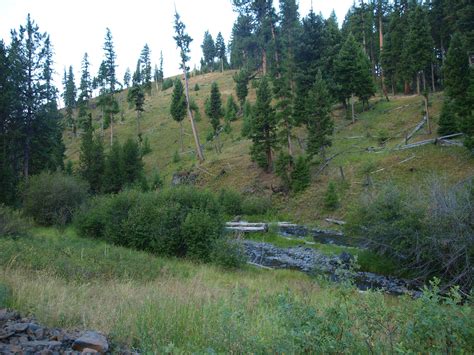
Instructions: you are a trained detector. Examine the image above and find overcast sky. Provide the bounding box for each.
[0,0,353,93]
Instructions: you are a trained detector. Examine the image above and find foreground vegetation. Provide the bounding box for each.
[0,228,472,353]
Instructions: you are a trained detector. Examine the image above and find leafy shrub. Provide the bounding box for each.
[346,180,474,293]
[76,187,223,261]
[241,196,271,215]
[162,78,174,90]
[324,181,339,210]
[218,189,243,216]
[0,205,31,238]
[211,237,246,269]
[23,172,89,226]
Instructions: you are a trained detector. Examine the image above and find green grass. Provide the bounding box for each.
[0,227,471,353]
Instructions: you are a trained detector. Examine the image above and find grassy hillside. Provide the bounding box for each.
[64,71,474,224]
[1,228,471,353]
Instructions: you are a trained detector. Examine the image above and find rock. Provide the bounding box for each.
[82,347,99,354]
[0,330,14,340]
[72,331,109,353]
[12,322,29,332]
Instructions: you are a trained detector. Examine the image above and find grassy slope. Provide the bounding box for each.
[1,228,471,353]
[64,72,474,224]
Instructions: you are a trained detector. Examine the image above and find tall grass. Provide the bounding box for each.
[0,228,472,353]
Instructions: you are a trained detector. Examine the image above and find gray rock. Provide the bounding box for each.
[72,331,109,353]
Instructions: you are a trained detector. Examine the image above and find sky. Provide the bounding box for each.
[0,0,353,96]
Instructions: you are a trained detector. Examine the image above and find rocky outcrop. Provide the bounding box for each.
[0,309,129,354]
[243,240,421,297]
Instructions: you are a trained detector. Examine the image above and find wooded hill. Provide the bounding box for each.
[60,69,473,224]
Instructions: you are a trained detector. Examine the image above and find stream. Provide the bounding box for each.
[243,240,422,297]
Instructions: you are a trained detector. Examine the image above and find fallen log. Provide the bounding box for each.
[325,218,346,226]
[405,116,427,144]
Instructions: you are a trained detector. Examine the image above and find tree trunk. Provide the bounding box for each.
[422,70,426,92]
[431,62,436,92]
[287,129,293,158]
[182,62,204,162]
[416,74,420,95]
[379,14,389,101]
[351,93,355,123]
[404,81,410,95]
[110,114,114,146]
[262,49,267,75]
[424,95,431,135]
[136,111,141,139]
[221,58,224,73]
[179,121,184,152]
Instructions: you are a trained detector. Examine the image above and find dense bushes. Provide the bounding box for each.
[75,187,224,261]
[210,237,246,269]
[0,205,31,238]
[346,180,474,293]
[22,172,89,226]
[241,196,271,215]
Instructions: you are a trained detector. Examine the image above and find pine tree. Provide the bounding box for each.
[140,44,152,95]
[123,67,131,88]
[206,82,223,134]
[173,10,204,161]
[63,65,77,136]
[249,77,277,172]
[201,31,216,72]
[78,115,104,193]
[305,71,334,158]
[290,155,310,193]
[215,32,227,72]
[122,138,144,186]
[335,33,374,122]
[170,78,187,152]
[103,139,124,194]
[225,95,239,121]
[128,60,145,139]
[233,69,249,109]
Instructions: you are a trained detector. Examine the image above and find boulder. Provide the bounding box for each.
[72,331,109,353]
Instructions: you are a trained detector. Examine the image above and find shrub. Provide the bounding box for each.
[0,204,31,238]
[241,196,271,215]
[275,153,292,190]
[346,180,474,293]
[211,237,246,269]
[75,187,224,262]
[324,181,339,210]
[23,172,89,226]
[194,83,200,91]
[218,189,243,216]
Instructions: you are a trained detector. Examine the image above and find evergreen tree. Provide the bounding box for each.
[127,59,145,139]
[225,95,239,121]
[201,31,216,71]
[249,77,277,172]
[154,51,164,90]
[305,71,334,158]
[290,155,310,193]
[122,138,144,186]
[78,115,104,193]
[233,69,249,109]
[77,53,92,125]
[402,3,434,94]
[123,67,131,88]
[335,33,374,121]
[173,10,204,161]
[170,78,187,151]
[63,65,77,136]
[206,82,223,134]
[140,44,152,95]
[215,32,227,72]
[103,139,124,193]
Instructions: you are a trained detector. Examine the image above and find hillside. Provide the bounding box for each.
[64,70,474,224]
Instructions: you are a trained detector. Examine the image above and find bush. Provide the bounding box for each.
[218,189,243,216]
[211,237,246,269]
[194,83,200,91]
[75,187,223,262]
[346,180,474,293]
[241,196,271,215]
[23,172,89,226]
[0,205,31,238]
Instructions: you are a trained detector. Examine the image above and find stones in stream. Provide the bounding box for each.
[243,240,421,297]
